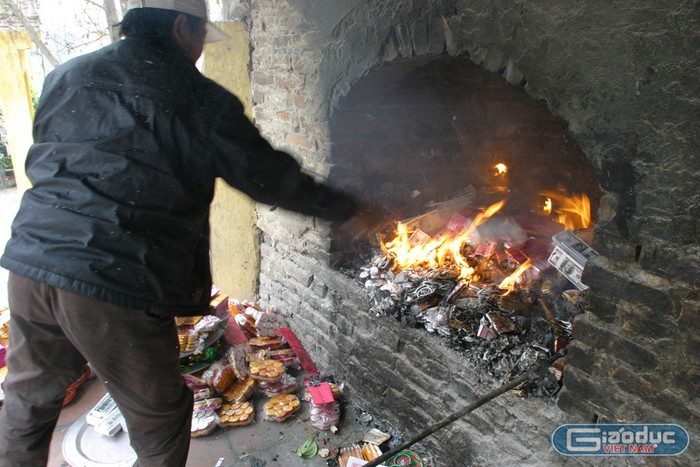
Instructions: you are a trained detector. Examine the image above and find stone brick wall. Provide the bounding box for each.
[257,237,572,466]
[246,0,699,464]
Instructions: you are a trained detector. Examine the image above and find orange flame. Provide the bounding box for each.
[498,259,532,296]
[494,163,508,176]
[540,192,591,230]
[381,200,506,281]
[543,197,552,215]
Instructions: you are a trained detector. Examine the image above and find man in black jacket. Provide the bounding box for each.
[0,1,374,465]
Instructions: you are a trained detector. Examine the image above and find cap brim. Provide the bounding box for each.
[205,22,229,43]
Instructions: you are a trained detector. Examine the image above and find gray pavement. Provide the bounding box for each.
[0,186,21,309]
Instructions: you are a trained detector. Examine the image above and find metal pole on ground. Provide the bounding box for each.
[362,353,563,467]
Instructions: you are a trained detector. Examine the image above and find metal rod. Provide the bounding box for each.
[361,352,563,467]
[362,372,529,467]
[363,372,530,467]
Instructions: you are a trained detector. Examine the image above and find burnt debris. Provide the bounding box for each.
[345,207,597,398]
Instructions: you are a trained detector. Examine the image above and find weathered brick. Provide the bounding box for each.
[557,367,621,421]
[383,386,434,423]
[274,111,295,123]
[272,35,290,48]
[308,276,328,298]
[252,88,265,104]
[282,259,313,287]
[557,387,597,422]
[565,341,598,374]
[293,93,306,109]
[591,224,639,263]
[583,261,672,315]
[613,366,695,423]
[327,309,354,338]
[411,353,453,383]
[671,366,700,401]
[252,70,274,85]
[572,316,659,370]
[276,75,299,89]
[285,132,316,150]
[586,292,617,321]
[618,299,674,339]
[677,299,700,332]
[638,239,700,287]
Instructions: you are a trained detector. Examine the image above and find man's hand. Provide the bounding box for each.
[336,202,388,244]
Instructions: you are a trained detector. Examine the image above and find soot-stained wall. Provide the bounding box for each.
[242,0,699,464]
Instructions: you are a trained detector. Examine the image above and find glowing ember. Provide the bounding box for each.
[494,163,508,176]
[540,192,591,230]
[380,200,506,281]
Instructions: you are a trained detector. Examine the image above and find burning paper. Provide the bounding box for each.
[357,184,595,397]
[380,200,506,282]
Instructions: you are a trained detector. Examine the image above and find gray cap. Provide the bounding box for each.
[126,0,229,43]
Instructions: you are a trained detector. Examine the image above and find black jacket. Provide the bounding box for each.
[0,37,357,316]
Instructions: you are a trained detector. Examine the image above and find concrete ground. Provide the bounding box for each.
[48,373,374,467]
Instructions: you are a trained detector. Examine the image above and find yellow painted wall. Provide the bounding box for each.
[0,31,34,193]
[204,21,260,301]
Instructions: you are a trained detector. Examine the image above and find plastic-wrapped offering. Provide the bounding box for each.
[178,331,197,353]
[264,394,301,422]
[202,360,236,393]
[361,443,383,461]
[309,401,340,431]
[227,298,246,316]
[249,359,285,384]
[251,349,268,362]
[248,336,284,351]
[191,409,218,438]
[193,397,222,412]
[255,309,280,337]
[244,304,264,321]
[222,376,257,403]
[226,344,250,379]
[302,381,341,404]
[209,293,229,315]
[268,348,299,367]
[193,387,216,401]
[184,374,208,390]
[193,315,221,333]
[234,313,257,338]
[218,401,255,427]
[174,316,202,327]
[259,373,298,397]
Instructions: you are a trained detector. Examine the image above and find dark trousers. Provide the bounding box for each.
[0,273,193,467]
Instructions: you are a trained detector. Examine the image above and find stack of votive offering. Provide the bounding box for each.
[184,297,343,438]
